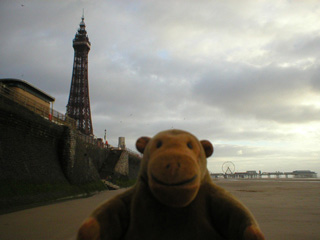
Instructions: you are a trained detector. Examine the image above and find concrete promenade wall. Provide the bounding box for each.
[0,97,108,213]
[128,153,141,179]
[0,96,141,213]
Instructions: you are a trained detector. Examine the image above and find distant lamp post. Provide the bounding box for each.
[104,129,109,147]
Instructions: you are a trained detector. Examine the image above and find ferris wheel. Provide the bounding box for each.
[222,161,235,174]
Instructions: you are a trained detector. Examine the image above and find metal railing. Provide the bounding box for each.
[0,84,139,150]
[76,132,98,145]
[0,83,76,128]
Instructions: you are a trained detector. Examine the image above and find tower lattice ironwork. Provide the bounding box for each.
[66,14,93,136]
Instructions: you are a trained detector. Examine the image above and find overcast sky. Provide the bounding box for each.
[1,0,320,175]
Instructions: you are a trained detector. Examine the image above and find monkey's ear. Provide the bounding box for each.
[136,137,151,154]
[200,140,214,158]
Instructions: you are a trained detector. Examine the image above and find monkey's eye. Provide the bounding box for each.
[187,142,193,149]
[156,141,162,148]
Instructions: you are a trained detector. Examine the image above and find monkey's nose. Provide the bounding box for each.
[165,162,181,176]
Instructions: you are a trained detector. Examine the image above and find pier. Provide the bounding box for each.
[211,170,318,179]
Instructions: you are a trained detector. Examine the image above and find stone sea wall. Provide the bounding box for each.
[0,96,140,213]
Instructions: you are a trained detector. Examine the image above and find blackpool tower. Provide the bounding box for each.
[66,13,93,136]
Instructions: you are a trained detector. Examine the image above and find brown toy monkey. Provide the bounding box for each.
[77,129,265,240]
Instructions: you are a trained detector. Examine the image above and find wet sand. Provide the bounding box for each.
[214,179,320,240]
[0,179,319,240]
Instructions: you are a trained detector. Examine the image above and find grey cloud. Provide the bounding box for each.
[265,33,320,63]
[193,63,319,123]
[311,67,320,91]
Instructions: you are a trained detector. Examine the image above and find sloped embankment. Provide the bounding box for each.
[0,97,106,214]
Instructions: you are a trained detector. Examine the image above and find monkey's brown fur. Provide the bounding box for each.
[77,129,265,240]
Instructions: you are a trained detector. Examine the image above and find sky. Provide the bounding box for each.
[1,0,320,175]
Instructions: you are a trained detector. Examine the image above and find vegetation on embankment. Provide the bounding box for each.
[112,177,138,188]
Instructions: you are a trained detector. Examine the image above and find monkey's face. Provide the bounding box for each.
[136,130,213,207]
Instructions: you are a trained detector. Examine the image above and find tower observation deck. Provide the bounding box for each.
[66,14,93,135]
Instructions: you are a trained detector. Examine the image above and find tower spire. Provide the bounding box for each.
[66,14,93,136]
[82,8,84,22]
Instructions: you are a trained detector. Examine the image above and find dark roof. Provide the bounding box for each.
[0,78,55,102]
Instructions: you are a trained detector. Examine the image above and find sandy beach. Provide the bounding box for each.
[214,179,320,240]
[0,178,319,240]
